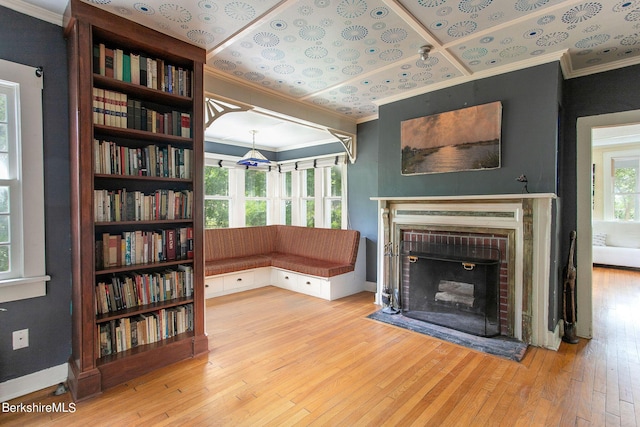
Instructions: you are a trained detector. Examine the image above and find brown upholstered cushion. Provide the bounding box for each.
[204,225,360,278]
[205,226,276,261]
[270,253,355,277]
[273,225,360,265]
[205,255,272,276]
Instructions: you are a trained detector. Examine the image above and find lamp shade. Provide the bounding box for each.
[237,149,271,167]
[237,130,270,167]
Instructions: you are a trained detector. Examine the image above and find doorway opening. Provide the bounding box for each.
[576,110,640,340]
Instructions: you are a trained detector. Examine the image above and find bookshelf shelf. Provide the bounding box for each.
[95,219,193,227]
[94,174,192,183]
[95,258,194,275]
[95,331,194,366]
[93,124,193,143]
[95,297,194,324]
[65,0,207,401]
[92,74,193,106]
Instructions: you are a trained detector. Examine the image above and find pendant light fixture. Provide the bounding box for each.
[237,130,270,167]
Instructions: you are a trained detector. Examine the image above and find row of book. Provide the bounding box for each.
[95,265,193,314]
[98,304,194,357]
[92,88,191,138]
[96,227,193,270]
[94,139,192,179]
[94,189,192,223]
[93,43,192,97]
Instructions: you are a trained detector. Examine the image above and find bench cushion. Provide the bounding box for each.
[204,225,360,278]
[269,253,355,277]
[205,226,276,261]
[274,225,360,266]
[205,255,272,276]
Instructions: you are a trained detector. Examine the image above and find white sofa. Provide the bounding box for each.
[592,220,640,269]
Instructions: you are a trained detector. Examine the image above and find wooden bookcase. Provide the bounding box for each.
[64,0,208,401]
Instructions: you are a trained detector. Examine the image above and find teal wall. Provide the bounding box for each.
[0,6,71,383]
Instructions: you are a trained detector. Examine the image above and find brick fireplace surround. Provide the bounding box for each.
[372,194,561,350]
[401,229,510,336]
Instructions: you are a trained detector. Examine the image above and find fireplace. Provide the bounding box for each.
[373,194,561,349]
[401,240,501,337]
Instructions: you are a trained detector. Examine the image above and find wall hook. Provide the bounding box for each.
[516,174,529,193]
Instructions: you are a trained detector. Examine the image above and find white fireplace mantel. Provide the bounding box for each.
[371,193,560,350]
[371,193,557,202]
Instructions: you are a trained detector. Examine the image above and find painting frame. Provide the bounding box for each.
[401,101,502,175]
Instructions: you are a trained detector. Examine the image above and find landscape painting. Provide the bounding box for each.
[401,101,502,175]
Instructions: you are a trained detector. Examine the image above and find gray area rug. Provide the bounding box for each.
[367,310,528,362]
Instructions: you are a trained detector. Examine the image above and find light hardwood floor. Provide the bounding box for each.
[3,266,639,426]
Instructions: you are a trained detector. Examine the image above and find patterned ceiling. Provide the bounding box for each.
[21,0,640,121]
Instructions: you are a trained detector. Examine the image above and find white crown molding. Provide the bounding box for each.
[563,55,640,80]
[373,49,568,108]
[356,113,379,124]
[0,0,63,26]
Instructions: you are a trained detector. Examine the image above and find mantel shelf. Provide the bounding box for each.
[371,193,557,202]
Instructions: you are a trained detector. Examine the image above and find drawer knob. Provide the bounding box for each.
[284,276,289,280]
[237,278,242,281]
[306,281,311,285]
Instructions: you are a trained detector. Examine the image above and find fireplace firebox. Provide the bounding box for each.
[400,241,501,337]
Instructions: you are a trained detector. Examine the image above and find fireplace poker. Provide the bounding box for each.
[382,242,399,314]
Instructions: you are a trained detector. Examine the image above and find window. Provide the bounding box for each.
[613,156,639,221]
[325,165,344,229]
[0,59,49,303]
[204,163,230,228]
[244,169,268,226]
[276,155,347,229]
[301,168,315,228]
[204,153,347,229]
[603,149,640,222]
[280,170,292,225]
[204,155,272,228]
[0,88,15,275]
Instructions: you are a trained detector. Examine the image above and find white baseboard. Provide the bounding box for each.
[542,321,563,351]
[0,363,67,402]
[364,280,377,293]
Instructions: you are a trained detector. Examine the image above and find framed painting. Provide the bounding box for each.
[401,101,502,175]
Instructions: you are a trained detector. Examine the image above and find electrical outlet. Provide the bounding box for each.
[12,329,28,350]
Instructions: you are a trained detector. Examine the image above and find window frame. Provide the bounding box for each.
[242,167,270,227]
[324,164,347,229]
[0,59,50,303]
[203,157,232,228]
[203,152,347,229]
[603,148,640,222]
[0,81,22,280]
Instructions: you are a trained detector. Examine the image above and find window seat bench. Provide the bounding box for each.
[204,225,365,300]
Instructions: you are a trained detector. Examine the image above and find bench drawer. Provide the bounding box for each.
[224,271,255,291]
[205,276,224,299]
[271,268,296,291]
[296,276,329,299]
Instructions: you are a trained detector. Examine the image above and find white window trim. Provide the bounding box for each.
[0,59,50,303]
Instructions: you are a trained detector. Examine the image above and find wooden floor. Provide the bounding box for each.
[3,266,640,426]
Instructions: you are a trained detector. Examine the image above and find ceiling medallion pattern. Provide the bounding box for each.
[80,0,640,120]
